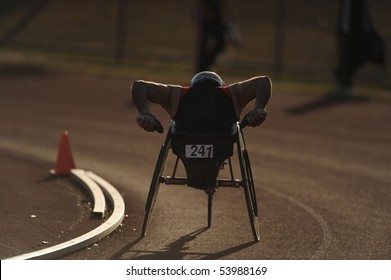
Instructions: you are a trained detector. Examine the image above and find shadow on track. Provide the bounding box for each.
[286,93,370,114]
[110,227,257,260]
[0,63,57,78]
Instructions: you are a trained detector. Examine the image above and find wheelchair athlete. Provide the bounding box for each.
[131,71,272,133]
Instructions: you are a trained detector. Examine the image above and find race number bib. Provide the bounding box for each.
[185,145,213,158]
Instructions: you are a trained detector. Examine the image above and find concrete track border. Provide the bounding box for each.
[6,169,125,260]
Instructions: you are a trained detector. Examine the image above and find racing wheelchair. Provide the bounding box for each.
[141,114,260,242]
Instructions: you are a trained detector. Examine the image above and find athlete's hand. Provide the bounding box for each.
[247,108,267,127]
[136,112,163,133]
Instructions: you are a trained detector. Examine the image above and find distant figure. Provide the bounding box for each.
[195,0,241,72]
[333,0,386,97]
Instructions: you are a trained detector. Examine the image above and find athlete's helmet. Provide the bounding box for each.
[190,71,225,87]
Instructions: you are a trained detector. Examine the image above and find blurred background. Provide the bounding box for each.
[0,0,390,90]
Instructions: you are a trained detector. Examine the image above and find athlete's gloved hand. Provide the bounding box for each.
[136,112,163,133]
[241,108,267,128]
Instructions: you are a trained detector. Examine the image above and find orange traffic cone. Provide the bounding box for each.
[50,130,76,176]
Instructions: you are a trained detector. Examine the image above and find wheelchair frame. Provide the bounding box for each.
[141,121,260,242]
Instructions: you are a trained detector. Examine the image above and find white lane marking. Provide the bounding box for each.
[264,187,332,259]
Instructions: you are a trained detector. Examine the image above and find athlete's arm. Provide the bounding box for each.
[131,80,181,132]
[228,75,272,126]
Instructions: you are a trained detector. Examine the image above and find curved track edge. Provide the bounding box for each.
[5,169,125,260]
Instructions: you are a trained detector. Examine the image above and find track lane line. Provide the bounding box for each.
[263,187,332,259]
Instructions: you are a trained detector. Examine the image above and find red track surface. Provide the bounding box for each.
[1,72,390,259]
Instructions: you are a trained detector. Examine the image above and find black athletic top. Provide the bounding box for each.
[173,85,237,134]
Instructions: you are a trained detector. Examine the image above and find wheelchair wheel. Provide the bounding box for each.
[207,191,213,228]
[237,129,260,242]
[207,189,217,228]
[141,132,172,237]
[243,149,260,241]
